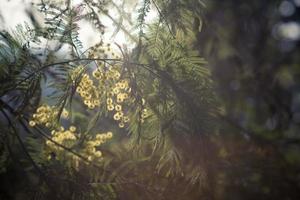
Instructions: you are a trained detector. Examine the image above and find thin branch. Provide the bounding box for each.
[84,0,138,43]
[0,57,121,97]
[1,109,62,200]
[151,0,176,39]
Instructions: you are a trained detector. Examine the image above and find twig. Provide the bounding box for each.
[1,109,63,200]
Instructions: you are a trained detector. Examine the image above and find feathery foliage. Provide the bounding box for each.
[0,0,219,199]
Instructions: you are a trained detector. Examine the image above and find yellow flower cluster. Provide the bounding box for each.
[87,64,132,128]
[88,42,120,60]
[73,41,150,128]
[82,41,151,127]
[46,125,77,153]
[29,103,114,166]
[92,66,121,82]
[76,74,100,109]
[45,126,114,164]
[107,79,131,128]
[70,65,84,81]
[29,105,69,128]
[83,131,113,161]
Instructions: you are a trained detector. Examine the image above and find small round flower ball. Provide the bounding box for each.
[29,120,36,127]
[69,126,76,132]
[106,131,113,139]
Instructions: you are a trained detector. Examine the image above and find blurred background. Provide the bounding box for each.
[1,0,300,199]
[197,0,300,199]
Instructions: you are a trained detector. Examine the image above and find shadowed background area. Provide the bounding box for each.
[196,0,300,199]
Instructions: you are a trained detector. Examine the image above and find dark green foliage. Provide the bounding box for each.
[0,1,218,199]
